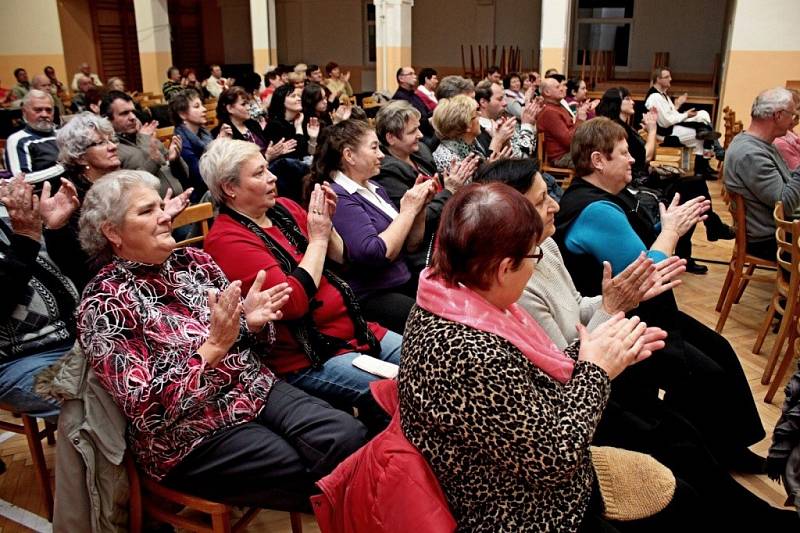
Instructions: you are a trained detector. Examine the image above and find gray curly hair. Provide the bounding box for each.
[79,170,161,262]
[200,138,262,204]
[751,87,794,119]
[56,112,115,167]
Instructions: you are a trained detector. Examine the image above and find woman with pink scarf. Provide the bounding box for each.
[397,182,698,532]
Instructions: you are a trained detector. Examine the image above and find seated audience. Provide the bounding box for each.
[293,62,308,78]
[170,88,213,202]
[287,71,305,90]
[645,67,721,176]
[773,88,800,170]
[9,68,30,103]
[181,68,207,99]
[415,68,438,111]
[4,90,61,176]
[76,169,366,509]
[474,80,539,159]
[265,84,314,201]
[435,75,475,100]
[204,64,230,99]
[502,71,526,119]
[484,65,502,84]
[374,100,477,272]
[101,90,188,198]
[43,66,66,101]
[311,119,436,333]
[307,64,324,84]
[260,69,284,104]
[537,77,589,167]
[431,94,492,173]
[524,70,541,96]
[566,77,597,119]
[70,75,94,113]
[162,66,183,102]
[70,63,102,92]
[554,118,766,471]
[724,87,800,260]
[323,62,353,101]
[31,73,64,124]
[392,67,434,141]
[398,181,699,532]
[201,139,402,430]
[302,82,332,131]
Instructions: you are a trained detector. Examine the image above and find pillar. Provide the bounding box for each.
[375,0,414,94]
[134,0,173,95]
[539,0,571,75]
[250,0,278,75]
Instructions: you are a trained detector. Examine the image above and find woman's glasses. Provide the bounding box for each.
[86,135,118,149]
[524,246,544,263]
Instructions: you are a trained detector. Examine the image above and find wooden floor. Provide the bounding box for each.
[0,180,793,532]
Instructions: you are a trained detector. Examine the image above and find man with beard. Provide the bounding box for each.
[4,90,62,176]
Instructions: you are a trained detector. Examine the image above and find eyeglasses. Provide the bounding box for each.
[523,246,544,263]
[86,135,118,149]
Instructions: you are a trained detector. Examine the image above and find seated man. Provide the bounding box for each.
[645,67,721,176]
[203,64,229,99]
[435,75,475,100]
[474,80,538,159]
[162,66,183,102]
[415,68,438,111]
[101,91,188,198]
[536,77,589,167]
[70,62,102,92]
[392,67,434,140]
[724,87,800,260]
[31,74,64,125]
[8,68,30,104]
[4,90,63,177]
[70,75,94,114]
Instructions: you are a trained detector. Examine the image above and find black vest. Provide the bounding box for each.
[645,87,674,137]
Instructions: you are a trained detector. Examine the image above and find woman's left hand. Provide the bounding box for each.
[601,253,655,314]
[320,181,338,218]
[163,187,193,219]
[39,178,81,230]
[167,135,182,162]
[243,272,292,332]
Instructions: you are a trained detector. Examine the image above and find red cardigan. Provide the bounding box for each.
[205,198,386,375]
[537,102,583,162]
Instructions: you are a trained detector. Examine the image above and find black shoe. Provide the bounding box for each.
[728,448,766,474]
[696,129,722,141]
[707,223,735,241]
[686,259,708,274]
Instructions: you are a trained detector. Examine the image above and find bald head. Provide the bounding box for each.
[80,63,91,74]
[31,74,52,92]
[540,78,562,100]
[77,75,93,94]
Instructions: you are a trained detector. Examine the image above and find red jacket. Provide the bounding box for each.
[537,101,582,162]
[311,379,456,532]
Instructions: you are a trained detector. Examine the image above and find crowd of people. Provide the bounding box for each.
[1,55,800,532]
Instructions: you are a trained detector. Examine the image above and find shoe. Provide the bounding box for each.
[686,259,708,274]
[696,129,722,141]
[728,448,766,474]
[707,223,735,241]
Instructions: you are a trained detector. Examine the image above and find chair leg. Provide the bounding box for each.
[290,512,304,533]
[44,420,56,445]
[753,295,779,355]
[211,507,233,533]
[733,264,755,303]
[765,329,798,403]
[716,270,743,332]
[761,310,794,384]
[22,415,53,521]
[715,267,734,312]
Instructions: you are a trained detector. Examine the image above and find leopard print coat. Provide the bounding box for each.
[399,306,611,532]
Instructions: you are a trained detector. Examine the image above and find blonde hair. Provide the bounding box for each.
[432,94,476,140]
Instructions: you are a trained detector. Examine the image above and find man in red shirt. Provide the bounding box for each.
[536,77,589,167]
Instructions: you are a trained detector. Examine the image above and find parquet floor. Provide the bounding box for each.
[0,180,792,532]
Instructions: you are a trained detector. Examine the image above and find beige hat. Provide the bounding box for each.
[590,446,676,522]
[294,63,308,73]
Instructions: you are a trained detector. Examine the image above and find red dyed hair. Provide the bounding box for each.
[431,182,542,290]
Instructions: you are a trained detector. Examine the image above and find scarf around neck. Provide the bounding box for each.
[416,268,574,383]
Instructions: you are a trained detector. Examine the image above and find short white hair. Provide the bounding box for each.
[56,112,115,167]
[751,87,794,119]
[200,138,262,204]
[22,89,53,108]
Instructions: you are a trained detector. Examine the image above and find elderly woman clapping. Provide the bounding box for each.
[76,169,366,509]
[201,139,403,431]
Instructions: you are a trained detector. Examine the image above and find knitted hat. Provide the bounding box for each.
[590,446,676,521]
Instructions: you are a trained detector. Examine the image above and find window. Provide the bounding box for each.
[574,0,633,68]
[365,2,376,64]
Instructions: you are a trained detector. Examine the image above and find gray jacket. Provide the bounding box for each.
[50,344,129,533]
[116,132,188,198]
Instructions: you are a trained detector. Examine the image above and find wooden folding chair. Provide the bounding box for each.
[172,202,214,248]
[156,126,175,148]
[537,132,575,188]
[753,203,800,402]
[715,192,777,332]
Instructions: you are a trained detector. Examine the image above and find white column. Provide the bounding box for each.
[134,0,172,95]
[540,0,571,75]
[374,0,414,93]
[250,0,278,75]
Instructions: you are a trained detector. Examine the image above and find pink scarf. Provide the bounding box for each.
[416,268,575,384]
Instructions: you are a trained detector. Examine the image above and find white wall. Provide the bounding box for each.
[275,0,364,66]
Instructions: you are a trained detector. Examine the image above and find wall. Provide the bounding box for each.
[202,2,226,66]
[0,0,67,89]
[57,0,99,86]
[221,0,254,65]
[719,0,800,128]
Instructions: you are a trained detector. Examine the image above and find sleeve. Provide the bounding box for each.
[179,135,202,186]
[0,228,41,320]
[332,192,392,266]
[454,338,611,486]
[564,201,667,275]
[373,172,409,210]
[425,189,452,235]
[739,151,800,214]
[77,279,230,425]
[645,93,687,129]
[537,109,575,152]
[517,287,572,350]
[5,135,30,174]
[774,137,800,171]
[43,215,88,289]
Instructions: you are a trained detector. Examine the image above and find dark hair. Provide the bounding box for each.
[266,70,280,82]
[566,77,584,98]
[100,90,133,118]
[169,88,202,125]
[181,68,197,79]
[268,83,297,122]
[240,71,262,94]
[302,83,327,118]
[419,68,437,85]
[44,66,55,73]
[324,62,339,75]
[307,64,319,73]
[474,158,540,194]
[85,88,103,110]
[570,117,628,177]
[166,66,180,79]
[502,72,521,90]
[595,87,631,124]
[276,64,292,75]
[309,119,372,185]
[547,73,565,83]
[431,182,542,290]
[14,68,25,78]
[395,67,405,82]
[216,86,250,124]
[474,80,495,105]
[487,66,501,75]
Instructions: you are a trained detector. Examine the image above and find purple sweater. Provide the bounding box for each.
[331,181,412,298]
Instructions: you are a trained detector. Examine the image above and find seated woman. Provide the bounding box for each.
[322,62,353,102]
[502,71,526,120]
[373,100,478,272]
[201,139,402,429]
[554,117,766,472]
[76,169,366,510]
[399,181,703,532]
[476,158,798,529]
[595,87,734,274]
[302,82,332,133]
[566,78,597,119]
[309,119,436,333]
[170,88,213,202]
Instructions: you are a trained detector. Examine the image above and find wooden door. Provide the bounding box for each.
[90,0,143,91]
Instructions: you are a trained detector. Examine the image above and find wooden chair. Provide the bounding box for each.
[652,52,670,71]
[0,404,56,520]
[536,132,575,188]
[172,202,214,248]
[715,191,777,332]
[206,109,219,130]
[156,126,175,148]
[125,454,303,533]
[753,203,800,402]
[361,95,379,109]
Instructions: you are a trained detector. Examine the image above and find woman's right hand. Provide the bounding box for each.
[307,184,333,243]
[577,314,664,379]
[444,153,479,193]
[399,178,436,215]
[203,282,243,365]
[218,123,233,139]
[659,193,711,238]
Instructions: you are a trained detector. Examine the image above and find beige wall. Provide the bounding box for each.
[57,0,98,88]
[221,0,254,65]
[0,0,67,89]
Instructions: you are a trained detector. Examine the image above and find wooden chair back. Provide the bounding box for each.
[652,52,670,71]
[172,202,214,247]
[361,95,379,109]
[206,109,219,130]
[156,126,174,148]
[536,132,575,188]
